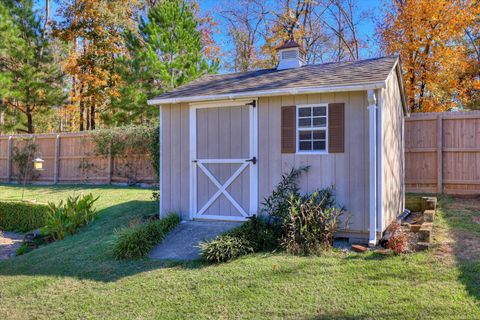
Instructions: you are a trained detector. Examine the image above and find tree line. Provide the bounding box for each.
[0,0,479,134]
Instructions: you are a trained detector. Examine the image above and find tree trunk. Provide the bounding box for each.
[79,84,84,131]
[26,105,34,133]
[86,99,90,130]
[90,105,95,130]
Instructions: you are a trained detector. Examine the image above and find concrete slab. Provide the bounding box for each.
[149,220,242,261]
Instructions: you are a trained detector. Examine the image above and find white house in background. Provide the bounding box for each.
[147,38,409,245]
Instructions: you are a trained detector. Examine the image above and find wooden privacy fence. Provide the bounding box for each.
[405,111,480,195]
[0,132,157,185]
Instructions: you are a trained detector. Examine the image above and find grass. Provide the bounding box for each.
[0,184,479,319]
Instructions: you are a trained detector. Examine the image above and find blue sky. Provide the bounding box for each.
[199,0,385,62]
[36,0,385,67]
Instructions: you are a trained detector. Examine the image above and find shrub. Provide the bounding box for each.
[282,191,345,255]
[387,221,409,254]
[261,166,309,221]
[200,216,281,263]
[12,138,39,184]
[113,214,180,259]
[225,216,281,252]
[0,201,49,232]
[91,125,159,185]
[41,194,99,241]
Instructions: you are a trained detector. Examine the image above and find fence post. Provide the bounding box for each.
[6,135,12,182]
[436,114,443,194]
[54,134,60,184]
[107,142,113,184]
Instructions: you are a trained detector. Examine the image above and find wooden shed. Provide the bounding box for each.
[148,40,409,244]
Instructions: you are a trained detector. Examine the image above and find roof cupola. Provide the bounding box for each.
[276,33,306,70]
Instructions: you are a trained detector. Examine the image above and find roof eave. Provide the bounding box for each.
[147,82,387,106]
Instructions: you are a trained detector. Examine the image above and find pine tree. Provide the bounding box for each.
[111,0,219,126]
[0,0,65,133]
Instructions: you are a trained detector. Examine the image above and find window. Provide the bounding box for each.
[297,105,327,153]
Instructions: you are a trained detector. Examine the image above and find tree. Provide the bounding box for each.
[111,0,219,126]
[321,0,364,62]
[261,0,367,67]
[463,13,480,110]
[219,0,271,72]
[0,0,65,133]
[54,0,139,130]
[379,0,479,112]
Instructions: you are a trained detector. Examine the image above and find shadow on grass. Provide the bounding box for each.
[0,183,154,200]
[431,195,480,302]
[0,200,206,282]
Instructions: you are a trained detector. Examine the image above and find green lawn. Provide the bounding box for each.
[0,185,479,319]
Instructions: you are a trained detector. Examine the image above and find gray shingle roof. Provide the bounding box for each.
[150,56,399,102]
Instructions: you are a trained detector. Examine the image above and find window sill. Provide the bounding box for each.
[295,151,329,155]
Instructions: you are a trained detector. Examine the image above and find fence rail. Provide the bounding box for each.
[2,111,480,193]
[405,111,480,195]
[0,132,157,185]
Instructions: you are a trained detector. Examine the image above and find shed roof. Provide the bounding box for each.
[148,55,401,105]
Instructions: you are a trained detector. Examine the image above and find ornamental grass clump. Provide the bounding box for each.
[282,190,345,255]
[113,214,180,259]
[199,235,254,263]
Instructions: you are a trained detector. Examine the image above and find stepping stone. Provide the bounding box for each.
[149,220,242,261]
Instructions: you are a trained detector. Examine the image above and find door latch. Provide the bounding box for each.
[245,157,257,165]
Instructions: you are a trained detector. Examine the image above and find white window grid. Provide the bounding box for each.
[296,104,328,154]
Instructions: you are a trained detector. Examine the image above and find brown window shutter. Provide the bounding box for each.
[281,106,296,153]
[328,103,345,153]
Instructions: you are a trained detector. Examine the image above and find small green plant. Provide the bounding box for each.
[151,189,160,201]
[16,243,29,256]
[41,194,99,241]
[113,214,180,259]
[282,190,345,255]
[0,201,49,232]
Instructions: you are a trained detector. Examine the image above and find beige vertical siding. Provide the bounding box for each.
[258,92,370,236]
[160,103,191,219]
[161,92,374,236]
[380,70,405,232]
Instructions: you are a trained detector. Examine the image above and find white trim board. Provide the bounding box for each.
[188,99,259,221]
[148,82,387,105]
[295,103,329,155]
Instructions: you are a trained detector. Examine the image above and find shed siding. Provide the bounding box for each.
[380,70,405,231]
[162,92,371,236]
[160,103,191,219]
[258,92,370,236]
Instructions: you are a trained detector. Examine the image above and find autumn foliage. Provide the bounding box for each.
[379,0,480,112]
